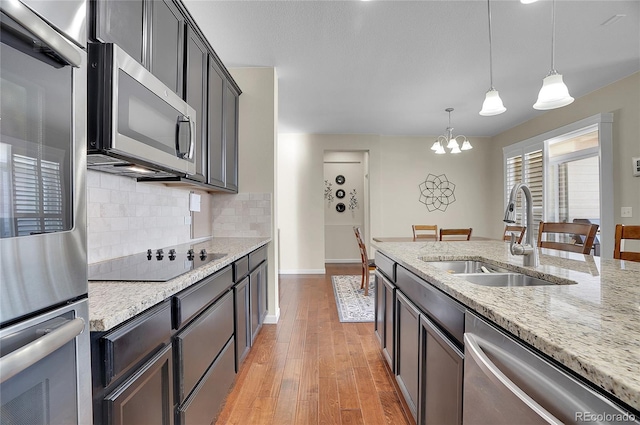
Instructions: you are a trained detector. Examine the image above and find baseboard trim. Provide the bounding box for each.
[263,308,280,324]
[325,259,361,264]
[278,269,326,275]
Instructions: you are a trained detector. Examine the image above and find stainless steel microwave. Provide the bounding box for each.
[87,43,196,178]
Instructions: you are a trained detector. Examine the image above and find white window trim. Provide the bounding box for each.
[503,113,614,258]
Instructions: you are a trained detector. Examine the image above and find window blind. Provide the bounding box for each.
[505,149,543,240]
[12,153,64,236]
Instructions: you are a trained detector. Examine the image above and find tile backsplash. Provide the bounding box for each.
[87,170,192,263]
[87,170,272,263]
[212,193,272,237]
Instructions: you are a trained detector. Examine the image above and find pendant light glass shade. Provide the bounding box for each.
[435,144,446,154]
[450,145,462,154]
[461,140,473,150]
[480,89,506,116]
[479,0,506,116]
[533,72,574,110]
[534,0,573,110]
[431,141,441,151]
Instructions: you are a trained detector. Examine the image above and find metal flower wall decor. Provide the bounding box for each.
[324,180,335,205]
[419,173,456,212]
[348,189,358,211]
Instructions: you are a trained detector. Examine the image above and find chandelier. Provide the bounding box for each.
[430,108,472,154]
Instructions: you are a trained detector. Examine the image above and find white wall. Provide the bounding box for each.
[324,151,366,262]
[230,67,280,323]
[277,134,493,272]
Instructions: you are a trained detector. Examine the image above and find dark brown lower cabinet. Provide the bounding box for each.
[395,291,420,422]
[234,275,250,370]
[418,315,464,425]
[104,344,174,425]
[177,337,236,424]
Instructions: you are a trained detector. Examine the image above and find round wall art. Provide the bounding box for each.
[336,203,346,212]
[336,189,345,199]
[335,175,345,185]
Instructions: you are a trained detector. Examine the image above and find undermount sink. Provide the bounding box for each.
[424,260,510,274]
[458,273,559,287]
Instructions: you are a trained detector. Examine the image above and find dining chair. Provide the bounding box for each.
[613,224,640,262]
[537,222,599,254]
[353,226,375,296]
[412,225,438,241]
[503,225,526,244]
[439,228,472,241]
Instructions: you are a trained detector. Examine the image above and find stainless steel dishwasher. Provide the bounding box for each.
[464,312,639,425]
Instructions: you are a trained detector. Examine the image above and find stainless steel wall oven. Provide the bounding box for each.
[0,0,91,423]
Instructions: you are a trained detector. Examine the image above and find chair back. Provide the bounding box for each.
[412,225,438,241]
[353,226,369,263]
[503,225,526,244]
[537,221,599,254]
[614,224,640,262]
[440,228,472,241]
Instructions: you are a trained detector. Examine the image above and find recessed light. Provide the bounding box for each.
[601,14,626,26]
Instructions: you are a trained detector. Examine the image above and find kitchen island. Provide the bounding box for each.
[373,240,640,412]
[88,237,270,331]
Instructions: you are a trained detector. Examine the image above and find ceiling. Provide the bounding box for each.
[183,0,640,138]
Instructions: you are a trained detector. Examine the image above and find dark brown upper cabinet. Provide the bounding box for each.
[93,0,184,97]
[185,26,208,183]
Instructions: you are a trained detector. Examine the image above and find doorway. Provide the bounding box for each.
[323,151,369,263]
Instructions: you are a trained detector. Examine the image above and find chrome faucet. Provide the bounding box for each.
[504,183,539,267]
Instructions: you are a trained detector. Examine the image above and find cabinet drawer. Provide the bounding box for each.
[102,300,172,387]
[104,344,174,425]
[233,256,249,282]
[376,251,396,282]
[175,291,234,402]
[173,266,233,329]
[178,337,236,425]
[248,245,267,270]
[396,266,465,347]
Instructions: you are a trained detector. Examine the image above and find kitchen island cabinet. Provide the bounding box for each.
[373,240,640,417]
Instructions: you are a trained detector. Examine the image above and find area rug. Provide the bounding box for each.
[331,274,375,323]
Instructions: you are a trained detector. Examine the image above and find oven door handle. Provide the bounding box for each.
[0,317,85,384]
[1,0,83,67]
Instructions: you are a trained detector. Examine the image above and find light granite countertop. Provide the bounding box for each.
[88,237,270,333]
[373,240,640,411]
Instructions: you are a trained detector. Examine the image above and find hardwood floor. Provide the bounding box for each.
[215,263,413,425]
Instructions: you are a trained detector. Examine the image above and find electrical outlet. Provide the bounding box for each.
[184,216,192,225]
[621,207,632,218]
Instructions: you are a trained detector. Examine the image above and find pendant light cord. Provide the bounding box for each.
[487,0,495,89]
[550,0,556,73]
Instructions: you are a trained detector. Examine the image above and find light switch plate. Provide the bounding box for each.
[621,207,632,218]
[633,157,640,177]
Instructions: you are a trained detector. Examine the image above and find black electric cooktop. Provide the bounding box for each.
[88,241,226,282]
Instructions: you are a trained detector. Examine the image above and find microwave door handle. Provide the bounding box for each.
[1,0,82,67]
[0,318,85,384]
[464,333,563,425]
[176,115,194,160]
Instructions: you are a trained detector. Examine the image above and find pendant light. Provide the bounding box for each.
[430,108,472,154]
[533,0,574,110]
[479,0,506,116]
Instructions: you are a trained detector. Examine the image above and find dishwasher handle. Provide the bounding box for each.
[0,317,85,384]
[464,332,563,425]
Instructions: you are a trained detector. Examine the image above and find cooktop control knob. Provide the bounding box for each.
[168,249,176,260]
[156,249,164,260]
[187,249,195,260]
[147,249,152,260]
[200,249,207,260]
